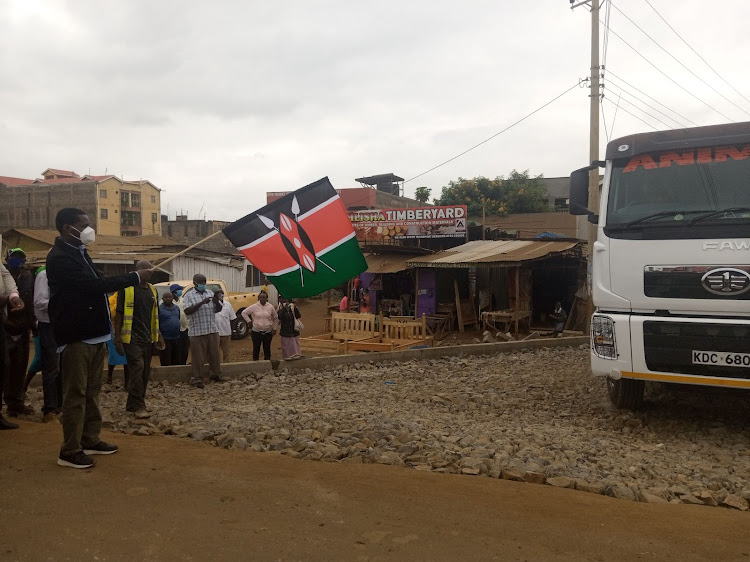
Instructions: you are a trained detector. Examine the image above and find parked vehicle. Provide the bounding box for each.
[155,279,260,339]
[570,121,750,409]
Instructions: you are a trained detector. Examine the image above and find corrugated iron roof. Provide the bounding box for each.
[407,240,579,268]
[364,253,421,274]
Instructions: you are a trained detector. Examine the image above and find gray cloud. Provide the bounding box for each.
[2,0,749,221]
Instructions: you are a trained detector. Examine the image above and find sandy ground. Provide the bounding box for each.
[11,298,750,560]
[4,422,750,561]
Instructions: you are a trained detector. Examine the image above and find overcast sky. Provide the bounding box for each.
[2,0,750,222]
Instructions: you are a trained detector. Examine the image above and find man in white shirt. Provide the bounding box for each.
[213,290,236,362]
[33,267,62,422]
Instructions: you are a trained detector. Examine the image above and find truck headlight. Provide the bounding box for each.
[591,315,617,359]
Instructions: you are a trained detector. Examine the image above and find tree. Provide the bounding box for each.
[434,170,549,215]
[414,186,431,204]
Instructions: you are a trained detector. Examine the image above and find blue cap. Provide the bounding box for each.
[169,283,184,292]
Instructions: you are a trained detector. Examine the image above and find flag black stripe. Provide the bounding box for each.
[222,177,336,245]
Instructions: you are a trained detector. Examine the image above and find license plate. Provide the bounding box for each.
[692,350,750,367]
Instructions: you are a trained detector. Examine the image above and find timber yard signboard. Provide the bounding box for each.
[349,205,467,241]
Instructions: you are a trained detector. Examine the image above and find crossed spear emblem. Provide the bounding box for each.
[257,195,335,287]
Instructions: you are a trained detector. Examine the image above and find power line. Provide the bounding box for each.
[606,89,674,129]
[643,0,750,110]
[600,17,734,122]
[605,75,689,128]
[609,1,750,119]
[403,81,580,184]
[601,0,612,69]
[606,70,697,126]
[600,102,611,143]
[603,96,659,131]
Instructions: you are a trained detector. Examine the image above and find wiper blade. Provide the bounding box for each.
[623,211,689,228]
[689,207,750,225]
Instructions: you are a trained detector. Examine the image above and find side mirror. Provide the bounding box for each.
[569,167,591,215]
[569,163,603,223]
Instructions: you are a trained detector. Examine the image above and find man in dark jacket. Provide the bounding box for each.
[46,208,152,469]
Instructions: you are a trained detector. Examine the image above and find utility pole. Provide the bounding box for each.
[571,0,601,326]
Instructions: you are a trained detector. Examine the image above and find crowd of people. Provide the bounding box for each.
[0,207,303,469]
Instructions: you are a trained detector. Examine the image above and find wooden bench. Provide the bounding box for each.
[300,312,378,355]
[347,315,433,353]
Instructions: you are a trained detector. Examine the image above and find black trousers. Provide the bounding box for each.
[178,330,189,365]
[159,338,181,366]
[250,331,273,361]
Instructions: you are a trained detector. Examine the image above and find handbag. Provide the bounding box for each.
[294,319,304,332]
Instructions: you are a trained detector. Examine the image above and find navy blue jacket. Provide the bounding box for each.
[46,237,139,345]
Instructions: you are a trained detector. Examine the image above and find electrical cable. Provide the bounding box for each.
[607,89,674,129]
[643,0,750,110]
[602,96,659,131]
[602,0,612,69]
[609,1,750,118]
[600,102,611,143]
[606,70,697,126]
[606,75,689,128]
[600,19,734,122]
[403,81,580,184]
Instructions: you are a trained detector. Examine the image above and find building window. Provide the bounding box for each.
[121,191,130,207]
[151,195,156,203]
[131,193,141,208]
[100,208,108,219]
[121,211,141,227]
[245,266,268,288]
[152,213,157,223]
[100,189,107,199]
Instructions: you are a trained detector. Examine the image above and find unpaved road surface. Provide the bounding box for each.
[3,421,750,561]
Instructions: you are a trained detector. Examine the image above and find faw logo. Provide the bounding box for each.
[703,240,750,251]
[623,145,750,173]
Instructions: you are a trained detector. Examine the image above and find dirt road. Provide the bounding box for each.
[4,422,750,561]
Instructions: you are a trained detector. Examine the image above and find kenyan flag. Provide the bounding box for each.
[222,177,367,298]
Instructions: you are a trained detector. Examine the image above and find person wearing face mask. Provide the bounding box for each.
[3,248,36,419]
[241,290,278,361]
[46,208,153,469]
[182,274,224,387]
[169,283,189,365]
[157,291,182,366]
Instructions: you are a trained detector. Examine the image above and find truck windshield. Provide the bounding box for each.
[607,145,750,227]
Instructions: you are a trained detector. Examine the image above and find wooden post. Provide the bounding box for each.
[151,229,226,270]
[414,268,420,320]
[514,266,520,340]
[454,279,464,333]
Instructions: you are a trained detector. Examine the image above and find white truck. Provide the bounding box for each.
[570,121,750,409]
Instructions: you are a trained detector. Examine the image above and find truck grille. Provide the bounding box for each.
[643,321,750,377]
[644,265,750,300]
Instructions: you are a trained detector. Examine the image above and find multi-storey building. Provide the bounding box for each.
[0,169,161,237]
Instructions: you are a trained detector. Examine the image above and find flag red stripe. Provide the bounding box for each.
[241,198,355,274]
[298,199,354,249]
[239,235,298,273]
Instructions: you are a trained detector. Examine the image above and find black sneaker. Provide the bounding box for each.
[57,451,96,469]
[190,378,205,388]
[83,441,119,455]
[209,375,227,383]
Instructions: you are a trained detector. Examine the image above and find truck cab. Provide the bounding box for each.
[570,122,750,408]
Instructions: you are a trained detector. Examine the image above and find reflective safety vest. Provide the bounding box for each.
[120,285,159,344]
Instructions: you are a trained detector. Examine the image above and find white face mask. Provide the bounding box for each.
[71,225,96,246]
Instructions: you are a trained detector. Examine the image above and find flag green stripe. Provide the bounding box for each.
[266,237,366,298]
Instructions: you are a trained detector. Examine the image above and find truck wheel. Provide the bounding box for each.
[606,377,644,410]
[233,315,249,340]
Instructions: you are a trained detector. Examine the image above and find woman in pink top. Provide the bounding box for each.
[241,290,278,360]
